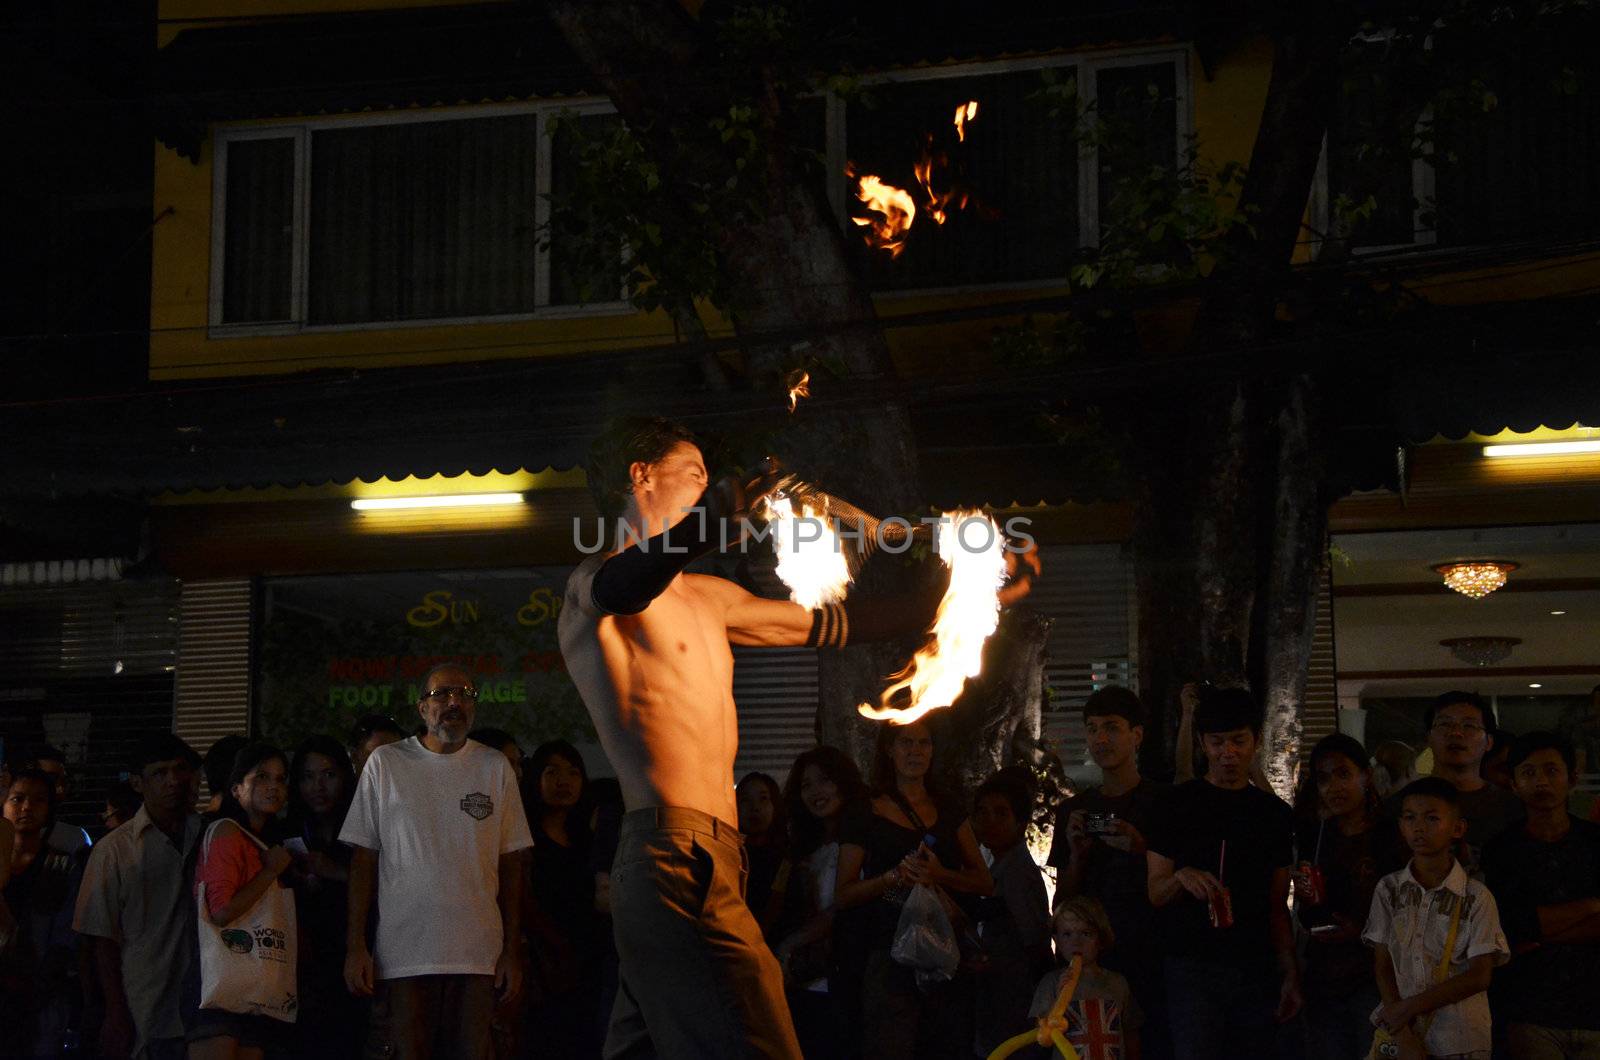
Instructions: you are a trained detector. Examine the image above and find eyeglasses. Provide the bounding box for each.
[422,685,479,704]
[1431,719,1485,735]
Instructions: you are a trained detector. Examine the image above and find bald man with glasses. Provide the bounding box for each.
[341,663,534,1060]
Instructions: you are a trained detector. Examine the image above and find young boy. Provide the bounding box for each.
[1028,896,1142,1060]
[1363,777,1510,1060]
[973,769,1052,1056]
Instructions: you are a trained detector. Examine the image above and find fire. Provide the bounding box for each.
[953,100,978,142]
[846,164,917,258]
[858,511,1009,725]
[763,494,852,610]
[786,370,811,414]
[847,98,980,255]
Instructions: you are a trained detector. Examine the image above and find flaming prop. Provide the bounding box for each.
[764,494,852,609]
[846,164,917,258]
[858,510,1009,725]
[785,370,811,414]
[847,97,981,255]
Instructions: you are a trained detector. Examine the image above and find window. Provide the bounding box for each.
[1323,24,1600,253]
[211,105,623,332]
[837,50,1189,292]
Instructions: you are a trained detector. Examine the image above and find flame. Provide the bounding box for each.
[763,495,852,610]
[858,511,1008,725]
[847,98,980,254]
[953,100,978,142]
[913,140,970,226]
[786,370,811,414]
[846,164,917,258]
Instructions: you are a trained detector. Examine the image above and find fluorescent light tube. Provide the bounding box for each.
[351,493,525,511]
[1482,440,1600,458]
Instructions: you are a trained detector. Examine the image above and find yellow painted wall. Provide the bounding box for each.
[148,13,1600,384]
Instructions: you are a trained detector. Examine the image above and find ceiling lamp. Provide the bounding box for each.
[1434,561,1517,598]
[1440,636,1521,667]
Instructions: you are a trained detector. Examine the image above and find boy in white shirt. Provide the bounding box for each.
[1363,777,1509,1060]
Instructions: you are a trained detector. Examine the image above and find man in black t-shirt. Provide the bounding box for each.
[1385,690,1522,878]
[1482,731,1600,1058]
[1049,686,1171,1058]
[1146,689,1299,1060]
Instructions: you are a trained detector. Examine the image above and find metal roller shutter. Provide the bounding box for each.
[732,646,820,783]
[0,577,179,828]
[174,578,255,797]
[1032,544,1138,785]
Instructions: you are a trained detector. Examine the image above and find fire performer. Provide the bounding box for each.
[559,417,1036,1058]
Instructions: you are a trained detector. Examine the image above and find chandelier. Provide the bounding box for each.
[1440,636,1521,667]
[1434,561,1518,599]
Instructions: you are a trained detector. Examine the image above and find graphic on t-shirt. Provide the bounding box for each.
[1066,998,1126,1060]
[460,792,495,821]
[221,928,254,955]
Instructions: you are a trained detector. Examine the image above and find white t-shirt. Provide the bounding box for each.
[1362,859,1509,1058]
[340,737,533,979]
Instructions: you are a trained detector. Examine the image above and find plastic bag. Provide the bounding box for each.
[889,884,960,984]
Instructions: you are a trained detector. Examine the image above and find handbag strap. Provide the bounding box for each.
[885,789,931,837]
[201,817,270,863]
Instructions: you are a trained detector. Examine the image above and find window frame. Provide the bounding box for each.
[831,44,1194,298]
[208,98,632,337]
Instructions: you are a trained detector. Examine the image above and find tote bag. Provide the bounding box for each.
[196,819,299,1022]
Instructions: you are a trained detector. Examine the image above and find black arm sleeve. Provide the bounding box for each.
[591,487,732,615]
[805,578,946,648]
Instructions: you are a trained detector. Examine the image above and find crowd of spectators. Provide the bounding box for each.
[2,680,1599,1059]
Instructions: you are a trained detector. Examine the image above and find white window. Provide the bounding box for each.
[210,102,624,333]
[827,48,1192,293]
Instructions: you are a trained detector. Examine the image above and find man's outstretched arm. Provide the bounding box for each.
[704,542,1038,648]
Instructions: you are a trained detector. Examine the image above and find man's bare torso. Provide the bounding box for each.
[559,554,742,823]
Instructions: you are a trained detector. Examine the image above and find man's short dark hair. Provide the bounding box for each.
[1506,730,1576,778]
[586,416,699,520]
[28,744,66,768]
[1194,687,1262,737]
[203,735,249,795]
[1423,691,1494,733]
[975,766,1035,825]
[351,714,405,745]
[1397,775,1462,810]
[6,767,57,811]
[129,733,200,776]
[1082,686,1144,728]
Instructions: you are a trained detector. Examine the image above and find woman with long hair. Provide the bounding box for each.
[187,741,295,1060]
[736,771,789,934]
[835,721,993,1059]
[1295,732,1407,1060]
[286,735,363,1059]
[523,740,602,1058]
[774,746,869,1059]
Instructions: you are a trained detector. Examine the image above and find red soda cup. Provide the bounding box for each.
[1299,862,1326,906]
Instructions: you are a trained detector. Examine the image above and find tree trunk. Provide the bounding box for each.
[1135,20,1348,790]
[930,609,1053,796]
[1250,372,1329,795]
[549,1,1041,784]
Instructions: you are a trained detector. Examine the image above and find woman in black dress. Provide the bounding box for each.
[523,740,602,1059]
[286,735,363,1060]
[835,721,993,1059]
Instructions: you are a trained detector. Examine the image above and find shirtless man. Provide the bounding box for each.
[560,417,1035,1058]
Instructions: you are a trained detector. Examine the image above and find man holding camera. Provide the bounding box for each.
[1048,686,1172,1058]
